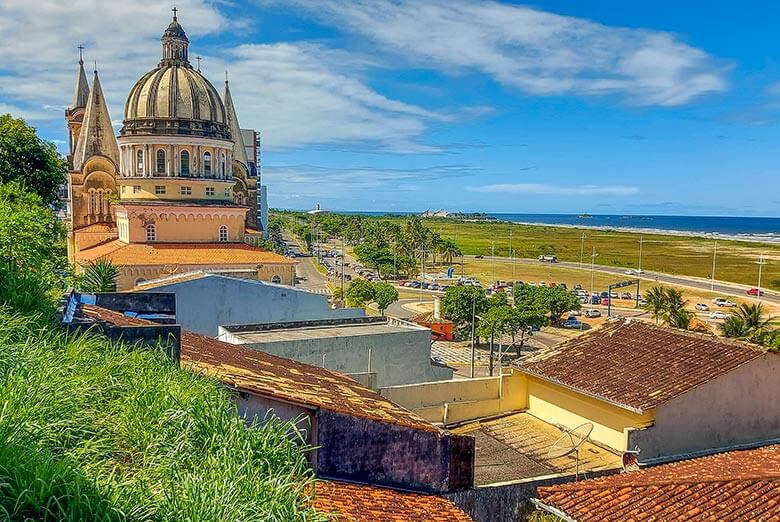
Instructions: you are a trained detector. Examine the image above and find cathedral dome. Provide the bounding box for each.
[121,14,229,139]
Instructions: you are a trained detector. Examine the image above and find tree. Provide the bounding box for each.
[0,114,67,206]
[74,258,120,293]
[721,303,771,338]
[373,282,399,316]
[643,286,667,324]
[440,239,462,266]
[441,284,490,336]
[642,286,693,330]
[344,278,375,308]
[514,285,580,325]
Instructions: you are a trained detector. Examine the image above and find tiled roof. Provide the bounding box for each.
[313,480,473,521]
[75,240,296,266]
[518,319,766,413]
[78,305,437,432]
[536,444,780,522]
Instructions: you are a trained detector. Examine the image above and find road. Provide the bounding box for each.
[463,255,780,307]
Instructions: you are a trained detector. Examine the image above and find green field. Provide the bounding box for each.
[419,219,780,291]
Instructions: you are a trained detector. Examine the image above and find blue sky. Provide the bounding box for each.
[2,0,780,216]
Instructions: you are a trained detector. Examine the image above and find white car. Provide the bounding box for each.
[709,311,730,320]
[567,309,582,316]
[720,300,737,308]
[712,297,727,305]
[584,309,602,318]
[695,303,709,311]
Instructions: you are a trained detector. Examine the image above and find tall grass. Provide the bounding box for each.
[0,308,326,521]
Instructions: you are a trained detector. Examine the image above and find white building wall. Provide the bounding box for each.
[628,353,780,462]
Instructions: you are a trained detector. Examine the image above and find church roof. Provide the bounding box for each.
[75,240,296,266]
[70,58,90,109]
[223,81,249,166]
[72,70,120,170]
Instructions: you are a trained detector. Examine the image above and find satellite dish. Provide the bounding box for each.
[546,422,594,480]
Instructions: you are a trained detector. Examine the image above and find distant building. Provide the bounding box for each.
[134,271,365,336]
[64,14,288,289]
[218,316,454,388]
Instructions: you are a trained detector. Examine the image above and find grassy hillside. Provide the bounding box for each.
[0,309,325,521]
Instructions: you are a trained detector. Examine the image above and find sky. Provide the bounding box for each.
[2,0,780,216]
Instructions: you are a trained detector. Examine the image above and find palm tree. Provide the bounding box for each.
[720,303,771,338]
[441,239,462,266]
[643,286,667,324]
[76,258,120,292]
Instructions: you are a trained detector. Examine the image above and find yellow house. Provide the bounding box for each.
[517,319,780,464]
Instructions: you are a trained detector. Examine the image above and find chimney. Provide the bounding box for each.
[433,296,441,320]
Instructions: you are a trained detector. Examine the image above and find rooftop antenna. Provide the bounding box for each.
[546,422,593,480]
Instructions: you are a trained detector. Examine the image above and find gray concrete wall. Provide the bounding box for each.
[628,353,780,463]
[234,392,316,446]
[228,327,452,388]
[141,275,364,336]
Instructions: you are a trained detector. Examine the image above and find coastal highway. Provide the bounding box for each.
[463,255,780,307]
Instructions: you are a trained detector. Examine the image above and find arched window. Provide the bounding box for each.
[180,150,190,175]
[136,149,144,174]
[218,225,229,242]
[271,275,282,284]
[220,153,226,177]
[156,149,166,174]
[146,223,156,242]
[203,152,212,176]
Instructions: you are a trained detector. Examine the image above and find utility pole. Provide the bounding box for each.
[341,235,345,299]
[638,235,644,273]
[711,241,717,291]
[590,247,598,301]
[579,232,585,269]
[470,295,476,378]
[491,241,496,284]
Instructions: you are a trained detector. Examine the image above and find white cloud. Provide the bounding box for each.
[467,183,638,195]
[0,0,440,152]
[278,0,728,106]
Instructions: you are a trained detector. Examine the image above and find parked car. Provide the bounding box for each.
[590,296,600,305]
[584,309,602,318]
[579,296,589,304]
[475,255,484,259]
[709,311,730,320]
[609,291,618,299]
[558,283,568,290]
[621,292,633,300]
[747,288,765,296]
[600,291,609,298]
[638,298,647,306]
[720,300,737,308]
[562,319,583,329]
[600,297,610,306]
[574,284,583,290]
[712,297,727,305]
[695,303,709,311]
[567,310,582,317]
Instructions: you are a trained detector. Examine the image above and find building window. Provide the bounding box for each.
[180,150,190,175]
[136,149,144,174]
[205,187,214,196]
[224,188,231,197]
[121,186,126,194]
[203,152,212,176]
[271,275,282,284]
[156,149,166,174]
[155,185,166,195]
[146,223,156,241]
[180,186,192,196]
[219,225,229,242]
[133,185,141,194]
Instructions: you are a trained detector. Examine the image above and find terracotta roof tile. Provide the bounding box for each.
[78,306,438,432]
[536,444,780,522]
[74,222,117,234]
[75,240,296,266]
[518,319,767,412]
[313,481,473,521]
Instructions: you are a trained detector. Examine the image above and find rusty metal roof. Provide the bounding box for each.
[313,480,473,521]
[79,305,438,432]
[518,319,767,413]
[536,444,780,521]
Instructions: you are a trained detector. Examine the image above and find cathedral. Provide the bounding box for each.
[65,12,292,290]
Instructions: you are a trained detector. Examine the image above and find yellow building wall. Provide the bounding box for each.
[115,206,246,244]
[525,376,655,452]
[118,178,234,202]
[119,263,295,290]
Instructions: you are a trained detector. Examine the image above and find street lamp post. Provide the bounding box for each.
[491,241,496,284]
[590,247,598,302]
[341,235,345,300]
[638,235,644,273]
[756,254,767,302]
[711,241,717,291]
[579,232,585,269]
[470,296,477,378]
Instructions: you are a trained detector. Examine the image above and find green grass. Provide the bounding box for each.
[0,309,326,521]
[366,216,780,291]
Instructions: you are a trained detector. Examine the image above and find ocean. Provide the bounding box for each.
[348,212,780,243]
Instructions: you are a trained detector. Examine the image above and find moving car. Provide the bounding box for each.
[538,255,558,263]
[584,309,602,318]
[695,303,709,311]
[709,311,730,320]
[747,288,765,296]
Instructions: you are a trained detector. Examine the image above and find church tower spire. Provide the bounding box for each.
[223,77,249,167]
[72,69,120,170]
[71,45,90,109]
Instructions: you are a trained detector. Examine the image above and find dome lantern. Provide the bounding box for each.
[161,8,190,67]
